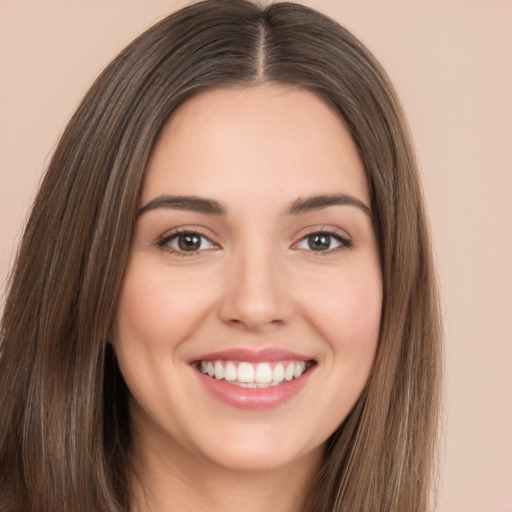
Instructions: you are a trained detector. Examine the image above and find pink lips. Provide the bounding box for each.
[190,348,316,410]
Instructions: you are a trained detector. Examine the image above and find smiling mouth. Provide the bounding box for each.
[195,360,316,388]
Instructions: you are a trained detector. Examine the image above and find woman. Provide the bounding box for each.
[0,1,442,511]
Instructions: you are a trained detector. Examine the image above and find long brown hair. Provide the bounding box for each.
[0,1,442,510]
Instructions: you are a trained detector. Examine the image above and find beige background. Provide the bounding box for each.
[0,1,511,510]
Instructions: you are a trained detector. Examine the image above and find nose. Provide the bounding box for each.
[218,244,293,331]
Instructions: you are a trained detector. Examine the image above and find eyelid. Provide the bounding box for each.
[155,225,352,256]
[291,226,352,252]
[157,227,219,256]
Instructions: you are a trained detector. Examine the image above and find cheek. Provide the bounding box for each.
[114,261,218,352]
[111,260,222,416]
[288,263,382,443]
[299,263,382,356]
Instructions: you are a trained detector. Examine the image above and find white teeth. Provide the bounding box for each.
[225,362,237,381]
[254,363,273,383]
[294,361,306,378]
[214,361,224,380]
[198,359,310,386]
[272,363,285,382]
[284,363,295,381]
[237,362,255,383]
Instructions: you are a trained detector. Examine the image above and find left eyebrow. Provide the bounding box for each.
[286,194,371,216]
[138,195,226,216]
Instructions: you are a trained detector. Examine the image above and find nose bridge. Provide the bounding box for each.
[219,234,291,329]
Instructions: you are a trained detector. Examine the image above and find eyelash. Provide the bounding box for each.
[156,228,352,256]
[157,229,216,257]
[294,229,352,254]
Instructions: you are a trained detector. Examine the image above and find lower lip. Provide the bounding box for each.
[194,367,315,410]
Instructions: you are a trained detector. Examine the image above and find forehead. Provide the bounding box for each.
[142,84,369,208]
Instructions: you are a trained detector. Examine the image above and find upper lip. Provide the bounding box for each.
[189,348,315,364]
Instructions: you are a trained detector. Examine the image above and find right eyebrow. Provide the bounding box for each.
[286,193,371,217]
[138,195,226,216]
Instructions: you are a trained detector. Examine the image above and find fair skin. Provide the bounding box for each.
[113,84,382,512]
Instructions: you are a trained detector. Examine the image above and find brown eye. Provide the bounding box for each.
[307,234,332,251]
[295,231,351,252]
[160,231,216,254]
[177,233,202,251]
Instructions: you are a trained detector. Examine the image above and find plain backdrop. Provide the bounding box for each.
[0,1,511,511]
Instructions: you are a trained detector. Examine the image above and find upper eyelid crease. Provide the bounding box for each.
[295,230,352,249]
[158,229,214,244]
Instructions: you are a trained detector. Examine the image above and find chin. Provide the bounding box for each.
[191,425,325,474]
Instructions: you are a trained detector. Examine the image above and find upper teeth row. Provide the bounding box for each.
[199,360,307,384]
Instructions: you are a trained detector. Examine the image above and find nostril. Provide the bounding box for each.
[226,316,285,332]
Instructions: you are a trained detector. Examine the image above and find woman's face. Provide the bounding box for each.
[113,84,382,475]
